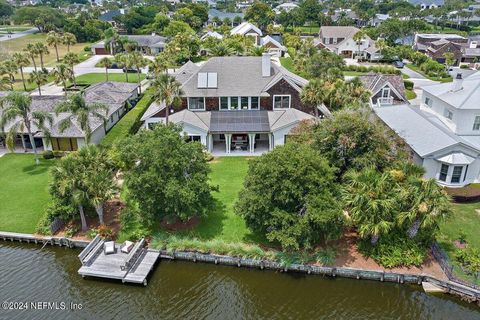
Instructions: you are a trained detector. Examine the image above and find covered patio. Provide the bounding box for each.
[208,111,273,156]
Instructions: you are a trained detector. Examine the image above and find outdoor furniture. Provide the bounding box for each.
[104,241,116,255]
[121,241,134,254]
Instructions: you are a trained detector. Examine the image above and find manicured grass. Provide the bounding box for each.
[12,74,55,92]
[0,33,91,66]
[406,64,452,83]
[279,57,294,72]
[437,202,480,285]
[0,154,54,233]
[100,89,153,146]
[406,89,417,100]
[74,73,145,85]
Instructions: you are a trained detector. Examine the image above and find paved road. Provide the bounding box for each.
[401,65,426,80]
[0,28,37,42]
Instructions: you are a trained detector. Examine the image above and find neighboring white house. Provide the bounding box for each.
[274,2,299,14]
[374,72,480,187]
[231,22,263,45]
[315,26,381,60]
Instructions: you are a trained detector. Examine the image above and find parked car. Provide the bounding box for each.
[123,68,138,73]
[393,60,404,68]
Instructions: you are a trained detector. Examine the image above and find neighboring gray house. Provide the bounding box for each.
[374,72,480,187]
[208,9,244,27]
[141,55,321,155]
[92,35,167,55]
[0,82,139,152]
[359,73,408,107]
[98,9,127,27]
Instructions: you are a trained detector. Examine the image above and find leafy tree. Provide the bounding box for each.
[51,64,73,96]
[162,20,195,37]
[55,93,108,144]
[150,73,183,124]
[0,92,52,164]
[244,1,275,31]
[46,31,63,62]
[115,124,216,225]
[28,70,49,96]
[13,7,65,32]
[12,52,30,91]
[0,0,13,18]
[235,143,343,250]
[443,52,455,69]
[164,32,200,63]
[304,49,345,80]
[299,0,322,24]
[312,109,408,177]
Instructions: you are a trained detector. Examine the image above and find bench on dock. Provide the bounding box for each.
[121,238,145,271]
[78,235,104,266]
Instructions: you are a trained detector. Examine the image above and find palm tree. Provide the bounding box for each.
[0,61,16,90]
[63,52,79,88]
[149,54,170,77]
[343,167,397,245]
[46,31,62,62]
[86,160,118,225]
[104,28,119,54]
[129,52,148,93]
[115,53,132,82]
[12,52,30,91]
[300,79,327,118]
[51,156,89,231]
[150,74,184,124]
[62,32,77,52]
[249,46,267,56]
[28,70,49,96]
[52,64,74,96]
[24,43,39,71]
[35,42,49,69]
[98,57,112,81]
[0,92,53,164]
[209,42,235,57]
[55,93,108,144]
[353,30,365,60]
[375,38,387,58]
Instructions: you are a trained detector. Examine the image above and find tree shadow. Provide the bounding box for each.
[22,161,52,176]
[184,198,228,240]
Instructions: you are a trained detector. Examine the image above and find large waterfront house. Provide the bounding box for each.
[374,72,480,187]
[315,26,381,61]
[141,55,321,155]
[0,82,139,152]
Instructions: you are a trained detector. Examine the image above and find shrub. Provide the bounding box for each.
[460,64,469,69]
[53,150,65,158]
[83,46,91,52]
[64,223,79,238]
[96,225,114,240]
[358,236,427,268]
[404,80,414,90]
[455,247,480,277]
[204,152,214,162]
[42,150,54,159]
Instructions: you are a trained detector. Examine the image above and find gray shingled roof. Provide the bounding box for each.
[359,73,407,102]
[178,56,308,97]
[374,104,477,156]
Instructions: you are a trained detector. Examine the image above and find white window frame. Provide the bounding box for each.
[273,95,291,109]
[424,97,432,107]
[187,97,206,111]
[218,97,260,110]
[382,87,391,98]
[473,115,480,131]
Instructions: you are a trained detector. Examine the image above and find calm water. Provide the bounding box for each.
[0,243,479,320]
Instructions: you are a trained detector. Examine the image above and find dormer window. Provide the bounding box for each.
[473,116,480,130]
[197,72,217,88]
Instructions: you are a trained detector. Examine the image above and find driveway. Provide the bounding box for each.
[0,28,37,42]
[401,65,426,80]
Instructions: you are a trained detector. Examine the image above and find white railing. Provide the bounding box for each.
[377,97,394,107]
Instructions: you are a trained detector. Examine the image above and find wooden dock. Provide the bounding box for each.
[77,235,160,286]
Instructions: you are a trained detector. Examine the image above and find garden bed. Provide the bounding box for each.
[445,185,480,202]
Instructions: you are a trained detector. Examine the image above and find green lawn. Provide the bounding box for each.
[406,89,417,100]
[343,71,367,77]
[438,202,480,285]
[0,154,54,233]
[74,73,145,85]
[406,64,452,83]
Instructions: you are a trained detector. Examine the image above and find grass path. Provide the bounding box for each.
[0,154,54,233]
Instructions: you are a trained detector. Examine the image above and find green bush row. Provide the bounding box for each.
[343,64,401,75]
[100,89,154,147]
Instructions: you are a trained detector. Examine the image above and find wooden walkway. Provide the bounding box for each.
[77,236,160,286]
